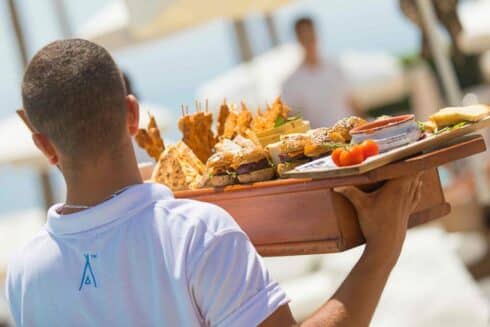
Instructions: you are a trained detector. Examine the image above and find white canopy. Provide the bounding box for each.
[79,0,294,50]
[0,115,46,167]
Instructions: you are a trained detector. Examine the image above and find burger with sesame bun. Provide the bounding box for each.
[232,147,274,184]
[304,127,346,159]
[206,151,237,187]
[272,133,311,175]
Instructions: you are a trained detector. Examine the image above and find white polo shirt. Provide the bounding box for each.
[6,183,288,326]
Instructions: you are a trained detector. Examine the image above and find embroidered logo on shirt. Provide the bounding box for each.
[79,254,97,291]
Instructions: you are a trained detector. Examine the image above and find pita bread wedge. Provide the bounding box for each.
[151,146,188,191]
[176,141,206,175]
[151,142,206,191]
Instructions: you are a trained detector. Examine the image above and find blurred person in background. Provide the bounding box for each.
[282,17,362,128]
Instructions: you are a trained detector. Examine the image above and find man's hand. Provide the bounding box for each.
[337,173,423,266]
[261,174,423,327]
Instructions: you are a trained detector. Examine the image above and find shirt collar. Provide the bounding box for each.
[46,183,173,236]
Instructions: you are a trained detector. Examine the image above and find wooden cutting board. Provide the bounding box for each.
[171,135,486,256]
[285,117,490,179]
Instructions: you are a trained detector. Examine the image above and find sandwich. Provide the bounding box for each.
[151,141,205,191]
[331,116,368,142]
[206,151,236,187]
[232,147,274,184]
[429,105,489,129]
[304,127,346,159]
[273,133,310,175]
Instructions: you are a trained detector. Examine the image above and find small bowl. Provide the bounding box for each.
[350,114,421,152]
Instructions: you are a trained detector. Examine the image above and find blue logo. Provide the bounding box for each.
[79,254,97,291]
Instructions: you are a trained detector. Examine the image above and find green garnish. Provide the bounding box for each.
[274,114,302,128]
[435,121,469,135]
[322,142,346,149]
[226,170,237,178]
[274,116,286,128]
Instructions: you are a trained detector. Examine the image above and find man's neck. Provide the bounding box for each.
[303,51,320,67]
[61,142,143,214]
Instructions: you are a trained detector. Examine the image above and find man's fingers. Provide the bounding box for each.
[335,186,367,209]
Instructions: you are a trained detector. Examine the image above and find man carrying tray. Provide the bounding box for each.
[6,39,422,326]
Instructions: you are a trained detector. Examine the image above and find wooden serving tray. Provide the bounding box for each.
[285,117,490,179]
[174,135,486,256]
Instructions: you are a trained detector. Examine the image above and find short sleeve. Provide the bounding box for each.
[5,259,22,326]
[188,231,289,327]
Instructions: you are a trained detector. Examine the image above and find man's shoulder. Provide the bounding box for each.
[153,198,242,237]
[6,228,50,281]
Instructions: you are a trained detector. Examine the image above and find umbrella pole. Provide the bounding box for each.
[7,0,28,66]
[8,1,57,216]
[232,19,253,62]
[39,169,55,213]
[415,0,461,106]
[265,14,279,48]
[52,0,72,37]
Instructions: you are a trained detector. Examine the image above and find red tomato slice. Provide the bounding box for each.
[360,140,379,158]
[339,149,354,166]
[348,146,365,165]
[332,148,343,166]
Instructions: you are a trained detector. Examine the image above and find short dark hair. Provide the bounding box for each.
[294,17,315,37]
[22,39,127,158]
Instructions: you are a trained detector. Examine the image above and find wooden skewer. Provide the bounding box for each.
[16,109,36,133]
[185,105,189,115]
[181,105,185,117]
[205,99,208,112]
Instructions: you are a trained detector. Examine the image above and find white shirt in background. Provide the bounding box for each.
[6,183,288,326]
[282,59,353,128]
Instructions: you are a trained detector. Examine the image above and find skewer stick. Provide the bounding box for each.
[16,109,36,133]
[205,99,208,112]
[185,105,189,115]
[195,100,199,113]
[181,105,185,117]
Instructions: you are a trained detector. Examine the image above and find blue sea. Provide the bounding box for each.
[0,0,419,216]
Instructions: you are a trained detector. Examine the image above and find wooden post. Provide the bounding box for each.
[8,2,56,215]
[7,0,28,66]
[52,0,72,38]
[265,13,280,48]
[232,19,253,63]
[39,168,55,213]
[415,0,461,106]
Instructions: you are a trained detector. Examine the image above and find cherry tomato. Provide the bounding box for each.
[360,140,379,158]
[348,145,365,165]
[332,148,343,166]
[339,149,354,166]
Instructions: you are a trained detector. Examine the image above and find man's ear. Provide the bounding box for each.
[126,95,140,136]
[32,133,59,165]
